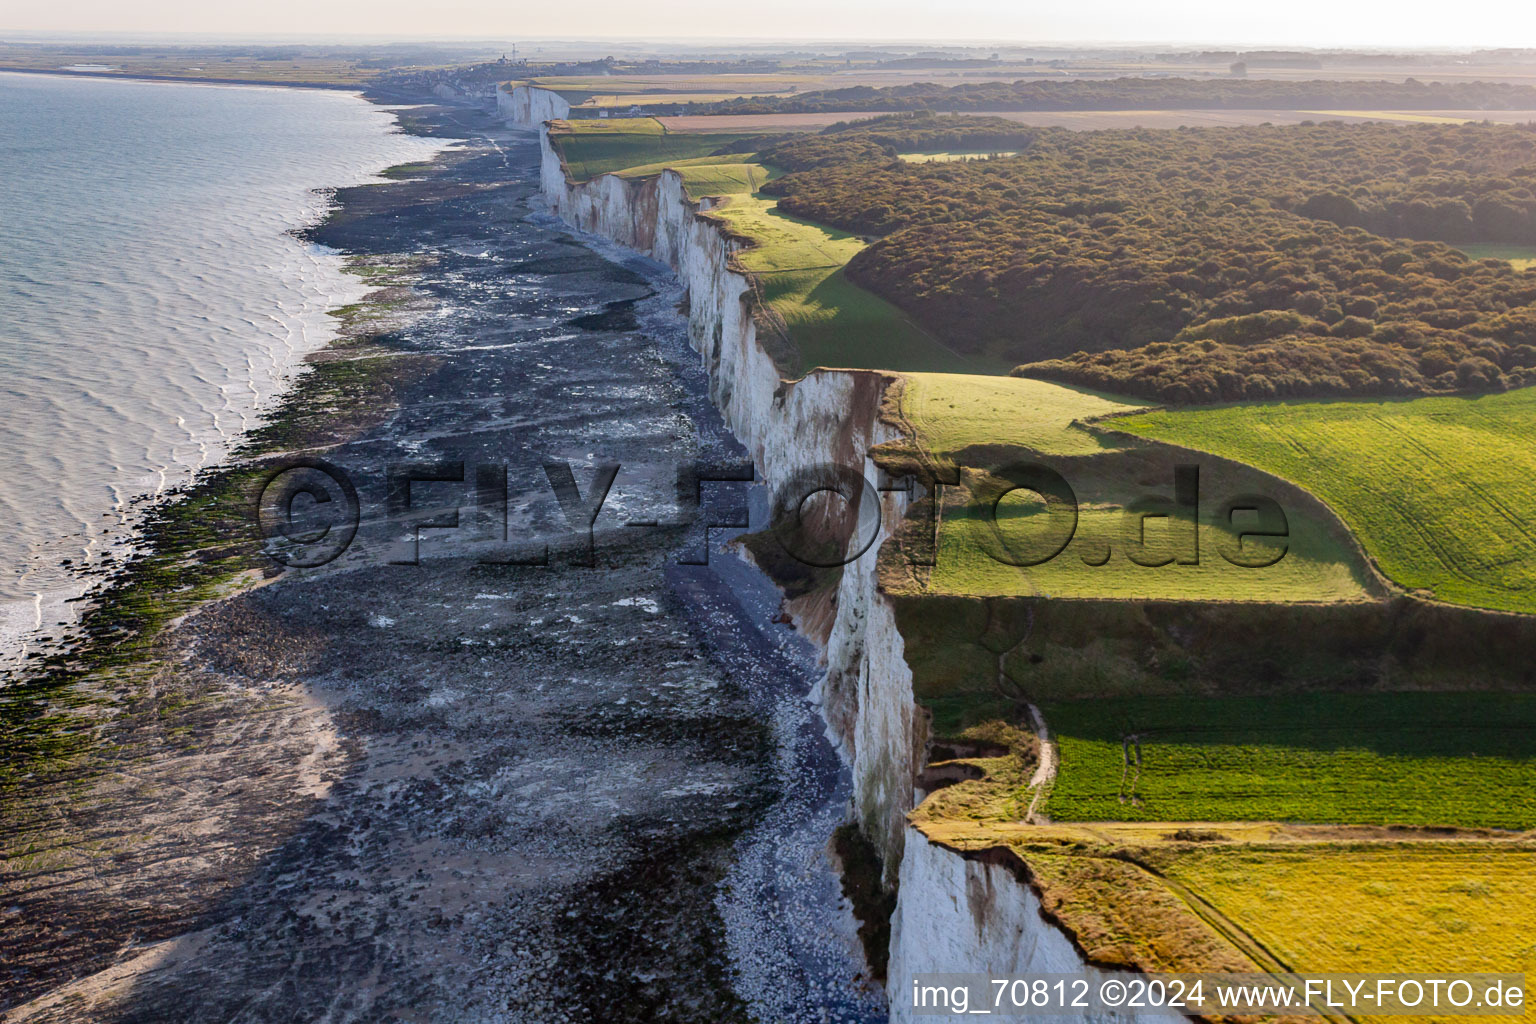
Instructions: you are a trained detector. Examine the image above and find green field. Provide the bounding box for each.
[1457,243,1536,271]
[1118,388,1536,613]
[898,373,1148,456]
[668,161,770,198]
[1042,692,1536,827]
[891,374,1377,602]
[1302,109,1478,124]
[704,186,978,371]
[549,120,760,182]
[708,192,866,271]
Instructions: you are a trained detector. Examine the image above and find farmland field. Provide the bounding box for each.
[548,120,761,181]
[659,112,889,132]
[1117,389,1536,614]
[1300,109,1478,123]
[1162,845,1536,1020]
[893,375,1376,602]
[661,108,1536,133]
[1041,692,1536,827]
[990,842,1536,1022]
[668,161,769,199]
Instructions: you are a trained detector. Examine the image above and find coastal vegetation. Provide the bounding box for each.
[1116,387,1536,613]
[547,88,1536,1003]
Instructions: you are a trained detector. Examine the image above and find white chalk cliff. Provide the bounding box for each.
[513,87,1161,1016]
[498,83,571,125]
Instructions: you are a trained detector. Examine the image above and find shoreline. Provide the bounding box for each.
[0,78,446,673]
[0,66,364,90]
[1,95,881,1021]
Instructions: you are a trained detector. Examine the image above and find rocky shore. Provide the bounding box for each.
[1,98,878,1023]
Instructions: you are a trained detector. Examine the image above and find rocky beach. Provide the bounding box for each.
[0,98,881,1023]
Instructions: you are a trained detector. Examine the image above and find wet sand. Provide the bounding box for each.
[1,101,880,1023]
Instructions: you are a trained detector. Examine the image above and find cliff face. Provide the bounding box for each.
[888,833,1183,1024]
[498,84,571,126]
[522,93,1114,1007]
[541,135,925,875]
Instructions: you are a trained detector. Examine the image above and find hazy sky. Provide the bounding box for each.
[2,0,1532,50]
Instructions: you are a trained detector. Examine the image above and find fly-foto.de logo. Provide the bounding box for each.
[252,458,1290,572]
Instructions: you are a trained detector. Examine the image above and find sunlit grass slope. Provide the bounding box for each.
[897,373,1147,456]
[1118,388,1536,614]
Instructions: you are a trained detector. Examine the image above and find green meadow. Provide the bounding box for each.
[549,119,759,182]
[1118,388,1536,614]
[1042,692,1536,827]
[551,119,983,374]
[891,373,1378,603]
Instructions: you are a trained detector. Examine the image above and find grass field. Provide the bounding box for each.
[699,181,987,371]
[1162,845,1536,1017]
[669,161,769,198]
[897,373,1148,456]
[1117,388,1536,614]
[1041,692,1536,827]
[549,120,761,182]
[1301,109,1477,123]
[708,192,867,271]
[607,156,773,198]
[1458,243,1536,271]
[994,842,1536,1022]
[890,374,1376,602]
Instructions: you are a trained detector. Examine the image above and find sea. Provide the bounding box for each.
[0,71,446,662]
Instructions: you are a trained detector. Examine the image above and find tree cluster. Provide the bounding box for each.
[685,77,1536,115]
[756,117,1536,402]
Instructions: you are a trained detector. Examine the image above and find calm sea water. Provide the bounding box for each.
[0,72,445,656]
